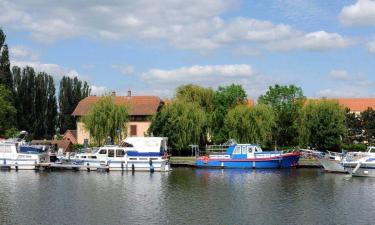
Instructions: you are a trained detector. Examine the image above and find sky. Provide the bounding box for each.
[1,0,375,100]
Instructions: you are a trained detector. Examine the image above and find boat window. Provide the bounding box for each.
[241,146,247,154]
[129,158,137,160]
[247,146,252,153]
[99,149,107,154]
[233,146,241,154]
[108,149,114,157]
[90,156,97,159]
[116,149,125,157]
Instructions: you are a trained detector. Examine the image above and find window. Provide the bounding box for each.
[247,146,252,154]
[241,146,247,154]
[108,149,114,157]
[116,149,125,157]
[99,149,107,155]
[233,146,241,154]
[130,125,137,136]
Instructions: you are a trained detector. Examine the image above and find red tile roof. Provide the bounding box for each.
[306,98,375,112]
[337,98,375,112]
[245,99,254,107]
[72,96,162,116]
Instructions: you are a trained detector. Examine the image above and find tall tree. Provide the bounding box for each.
[0,85,16,136]
[148,101,206,155]
[361,108,375,144]
[258,84,305,148]
[59,76,91,133]
[175,84,215,112]
[299,100,347,151]
[82,96,128,146]
[224,104,275,145]
[345,108,363,144]
[0,29,12,91]
[211,84,247,143]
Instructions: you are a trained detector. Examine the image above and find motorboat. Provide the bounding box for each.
[196,143,300,169]
[300,149,347,173]
[0,132,50,170]
[71,137,170,172]
[342,146,375,177]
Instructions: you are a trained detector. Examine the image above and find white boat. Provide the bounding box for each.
[343,147,375,177]
[300,149,346,173]
[0,133,50,170]
[71,137,170,172]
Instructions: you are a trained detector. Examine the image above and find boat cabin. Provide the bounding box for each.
[221,144,282,159]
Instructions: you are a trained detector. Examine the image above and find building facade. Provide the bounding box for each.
[72,92,163,145]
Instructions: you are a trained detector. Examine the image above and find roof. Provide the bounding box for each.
[72,96,162,116]
[337,98,375,112]
[245,99,254,107]
[306,98,375,112]
[63,130,77,144]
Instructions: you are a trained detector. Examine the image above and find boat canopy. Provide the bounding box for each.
[122,137,168,153]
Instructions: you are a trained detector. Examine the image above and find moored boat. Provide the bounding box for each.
[196,143,300,169]
[0,132,50,170]
[342,146,375,177]
[71,137,171,172]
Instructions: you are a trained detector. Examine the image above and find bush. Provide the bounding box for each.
[342,143,368,152]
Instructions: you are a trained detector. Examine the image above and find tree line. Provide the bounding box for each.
[149,84,374,155]
[0,28,91,139]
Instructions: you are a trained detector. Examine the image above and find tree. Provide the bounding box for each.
[59,76,91,133]
[176,84,215,112]
[299,100,347,151]
[0,29,12,91]
[148,101,206,155]
[362,108,375,144]
[82,96,129,146]
[211,84,247,143]
[258,84,305,148]
[345,108,363,143]
[0,85,16,135]
[224,104,275,144]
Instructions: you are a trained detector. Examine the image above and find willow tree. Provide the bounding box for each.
[224,104,275,145]
[148,101,206,154]
[82,96,128,146]
[299,100,347,151]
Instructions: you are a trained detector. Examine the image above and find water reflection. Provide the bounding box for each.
[1,169,375,225]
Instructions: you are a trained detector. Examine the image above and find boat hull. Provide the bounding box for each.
[196,153,300,169]
[344,162,375,177]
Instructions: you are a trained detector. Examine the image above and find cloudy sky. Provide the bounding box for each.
[1,0,375,99]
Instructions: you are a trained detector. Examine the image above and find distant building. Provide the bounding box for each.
[63,129,78,144]
[307,98,375,115]
[72,91,163,144]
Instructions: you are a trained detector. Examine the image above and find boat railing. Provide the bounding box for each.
[204,144,229,154]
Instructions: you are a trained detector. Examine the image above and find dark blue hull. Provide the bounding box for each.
[196,153,300,169]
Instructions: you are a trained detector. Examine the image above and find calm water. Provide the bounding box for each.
[0,168,375,225]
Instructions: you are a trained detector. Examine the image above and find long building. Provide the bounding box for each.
[72,91,163,144]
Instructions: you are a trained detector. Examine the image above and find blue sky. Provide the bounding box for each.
[1,0,375,99]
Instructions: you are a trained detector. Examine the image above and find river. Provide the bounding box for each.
[0,168,374,225]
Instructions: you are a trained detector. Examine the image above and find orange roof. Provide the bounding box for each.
[306,98,375,112]
[63,129,78,144]
[245,99,254,107]
[337,98,375,112]
[72,95,162,116]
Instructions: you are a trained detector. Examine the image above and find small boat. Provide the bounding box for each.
[343,147,375,177]
[300,149,346,173]
[0,132,50,170]
[70,137,170,172]
[196,143,300,169]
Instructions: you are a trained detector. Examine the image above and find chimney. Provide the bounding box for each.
[111,91,116,96]
[127,90,131,97]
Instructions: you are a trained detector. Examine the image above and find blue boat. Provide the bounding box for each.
[196,144,300,169]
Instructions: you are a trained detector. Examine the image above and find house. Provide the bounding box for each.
[63,129,78,144]
[72,91,163,144]
[307,98,375,115]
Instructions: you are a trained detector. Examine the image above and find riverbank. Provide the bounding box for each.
[169,157,321,168]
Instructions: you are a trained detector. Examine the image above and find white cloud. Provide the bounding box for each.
[111,64,134,75]
[232,46,262,56]
[340,0,375,26]
[367,37,375,53]
[328,70,351,81]
[9,45,39,60]
[141,64,276,98]
[11,60,80,79]
[91,85,108,96]
[0,0,351,52]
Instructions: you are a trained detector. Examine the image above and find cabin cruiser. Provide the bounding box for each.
[72,137,170,172]
[0,131,50,170]
[342,146,375,177]
[196,143,300,169]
